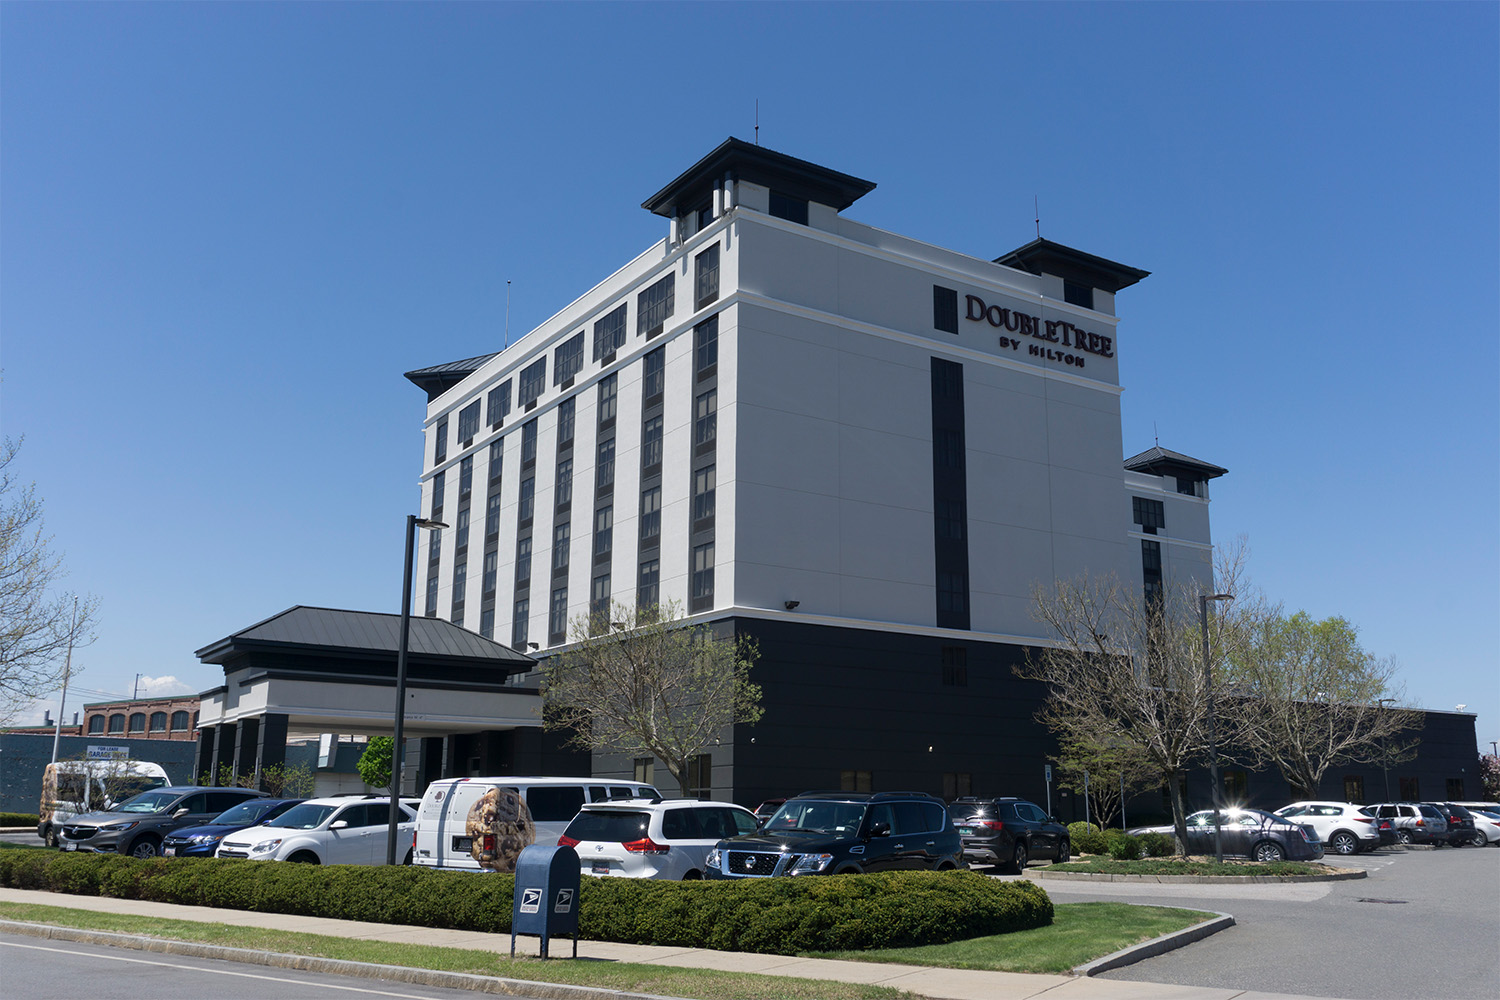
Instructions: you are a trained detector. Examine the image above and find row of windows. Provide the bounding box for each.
[87,710,194,734]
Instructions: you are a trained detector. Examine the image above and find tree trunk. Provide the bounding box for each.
[1168,771,1190,857]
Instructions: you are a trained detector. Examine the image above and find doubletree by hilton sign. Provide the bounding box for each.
[965,294,1113,369]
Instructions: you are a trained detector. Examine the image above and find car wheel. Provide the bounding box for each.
[287,851,320,864]
[1329,831,1359,855]
[681,870,702,880]
[1470,831,1487,848]
[1055,838,1071,864]
[129,836,161,859]
[1009,841,1028,874]
[42,826,57,848]
[1396,829,1413,845]
[1252,840,1286,862]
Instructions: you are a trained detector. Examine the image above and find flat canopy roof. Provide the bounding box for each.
[642,137,877,219]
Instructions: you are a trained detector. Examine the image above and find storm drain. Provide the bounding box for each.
[1356,897,1408,904]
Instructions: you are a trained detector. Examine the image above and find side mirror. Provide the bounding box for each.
[173,808,191,819]
[869,821,891,838]
[329,820,348,830]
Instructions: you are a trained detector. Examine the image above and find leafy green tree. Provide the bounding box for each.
[1478,753,1498,801]
[1053,732,1156,829]
[356,736,394,790]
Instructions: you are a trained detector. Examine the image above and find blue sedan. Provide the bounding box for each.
[161,798,306,858]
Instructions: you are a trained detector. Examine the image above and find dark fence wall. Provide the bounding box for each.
[0,734,200,815]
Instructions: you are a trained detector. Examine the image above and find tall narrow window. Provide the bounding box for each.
[691,542,714,610]
[457,400,481,444]
[556,398,576,447]
[595,439,616,494]
[639,487,661,544]
[1142,540,1163,608]
[597,374,618,428]
[637,559,660,614]
[637,273,674,338]
[642,347,665,402]
[512,598,530,649]
[941,646,968,686]
[693,465,716,524]
[594,506,613,558]
[480,608,495,640]
[519,358,547,408]
[591,573,611,623]
[933,285,959,334]
[431,471,445,518]
[695,243,720,309]
[641,415,663,471]
[455,506,470,552]
[521,420,538,468]
[518,477,535,524]
[426,573,439,617]
[515,537,532,584]
[434,420,448,464]
[930,357,970,630]
[459,456,473,499]
[549,586,569,643]
[555,458,573,508]
[593,303,627,361]
[694,389,717,448]
[553,524,571,571]
[485,493,502,538]
[487,381,512,428]
[451,560,467,619]
[695,315,718,378]
[488,438,504,482]
[482,551,497,595]
[554,331,584,386]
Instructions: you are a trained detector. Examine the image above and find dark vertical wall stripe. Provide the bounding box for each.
[930,358,970,630]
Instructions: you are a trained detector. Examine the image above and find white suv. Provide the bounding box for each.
[1274,801,1381,855]
[559,799,759,880]
[216,796,418,865]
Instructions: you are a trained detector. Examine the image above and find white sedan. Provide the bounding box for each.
[1468,808,1500,846]
[217,796,418,865]
[1274,801,1381,855]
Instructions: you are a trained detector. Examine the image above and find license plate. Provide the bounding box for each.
[959,827,976,836]
[163,847,176,857]
[62,842,76,851]
[592,862,609,875]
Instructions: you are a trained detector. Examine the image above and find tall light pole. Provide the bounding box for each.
[1200,592,1234,864]
[387,514,446,865]
[1377,698,1397,801]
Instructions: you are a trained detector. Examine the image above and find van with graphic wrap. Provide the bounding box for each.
[37,760,170,847]
[412,776,661,873]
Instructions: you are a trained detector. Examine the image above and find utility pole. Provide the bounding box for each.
[50,597,80,764]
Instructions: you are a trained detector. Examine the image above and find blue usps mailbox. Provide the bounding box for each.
[511,844,580,958]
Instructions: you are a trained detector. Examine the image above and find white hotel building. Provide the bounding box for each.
[404,138,1225,806]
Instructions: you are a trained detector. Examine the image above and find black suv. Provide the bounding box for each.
[704,791,964,878]
[949,796,1069,872]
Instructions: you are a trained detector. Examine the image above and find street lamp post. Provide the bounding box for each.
[1377,698,1397,802]
[1200,592,1234,864]
[387,514,446,866]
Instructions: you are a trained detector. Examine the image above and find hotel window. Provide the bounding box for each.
[518,477,535,524]
[171,711,189,731]
[941,646,968,686]
[692,466,716,525]
[634,757,654,784]
[840,770,873,793]
[128,713,145,732]
[1343,776,1366,803]
[554,458,573,509]
[434,420,448,464]
[455,507,470,552]
[769,190,809,225]
[695,243,720,309]
[642,347,665,402]
[1399,777,1420,800]
[1447,777,1466,799]
[1064,280,1094,310]
[553,524,571,571]
[1142,540,1163,608]
[430,471,445,518]
[457,399,481,444]
[694,389,717,449]
[639,487,661,544]
[519,357,546,408]
[88,715,104,734]
[637,559,660,613]
[488,438,504,482]
[459,456,473,499]
[686,754,712,798]
[933,285,959,334]
[428,525,442,563]
[694,315,718,378]
[149,712,167,732]
[556,397,575,447]
[549,586,569,644]
[937,572,967,617]
[480,608,494,640]
[934,428,965,469]
[515,537,532,584]
[485,493,501,538]
[597,374,618,428]
[425,573,439,617]
[451,560,466,615]
[521,419,538,468]
[482,550,497,595]
[637,273,674,339]
[595,439,615,494]
[591,573,611,622]
[594,506,613,558]
[593,303,627,361]
[108,714,125,734]
[691,541,714,611]
[512,598,530,649]
[1133,496,1165,534]
[1177,476,1199,496]
[554,331,585,386]
[641,415,663,471]
[487,381,511,428]
[936,497,965,540]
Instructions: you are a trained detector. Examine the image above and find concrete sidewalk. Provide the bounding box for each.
[0,887,1347,1000]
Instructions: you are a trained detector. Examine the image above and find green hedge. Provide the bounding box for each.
[0,813,38,828]
[0,852,1051,954]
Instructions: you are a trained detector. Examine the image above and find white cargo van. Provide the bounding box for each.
[37,759,170,846]
[413,776,661,872]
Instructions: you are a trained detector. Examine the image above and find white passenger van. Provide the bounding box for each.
[37,759,170,846]
[413,776,661,873]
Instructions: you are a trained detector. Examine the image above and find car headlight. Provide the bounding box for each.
[99,822,139,833]
[791,853,833,873]
[250,839,282,855]
[187,834,222,846]
[705,847,721,869]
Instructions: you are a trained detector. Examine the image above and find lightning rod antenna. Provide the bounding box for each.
[1035,196,1040,239]
[505,280,512,348]
[755,100,759,146]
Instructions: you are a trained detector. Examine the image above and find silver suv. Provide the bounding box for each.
[1370,802,1449,845]
[59,786,268,858]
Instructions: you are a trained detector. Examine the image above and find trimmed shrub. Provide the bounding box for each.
[1106,831,1142,861]
[1140,832,1176,857]
[0,851,1052,954]
[1,813,39,827]
[1069,822,1109,856]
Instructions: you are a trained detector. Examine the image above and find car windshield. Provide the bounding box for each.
[112,790,181,814]
[263,803,337,830]
[211,799,280,826]
[764,799,866,835]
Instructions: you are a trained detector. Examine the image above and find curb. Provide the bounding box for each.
[0,920,687,1000]
[1071,909,1235,976]
[1035,867,1367,884]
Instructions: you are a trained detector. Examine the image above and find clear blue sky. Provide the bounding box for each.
[3,3,1496,756]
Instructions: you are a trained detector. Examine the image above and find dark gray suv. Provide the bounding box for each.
[949,797,1069,872]
[59,786,267,858]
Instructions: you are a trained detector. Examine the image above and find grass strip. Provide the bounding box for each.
[807,901,1215,974]
[1048,858,1333,876]
[0,901,915,1000]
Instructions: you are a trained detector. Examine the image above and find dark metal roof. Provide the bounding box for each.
[642,137,877,219]
[993,238,1150,294]
[194,606,536,671]
[1124,446,1228,481]
[403,353,500,402]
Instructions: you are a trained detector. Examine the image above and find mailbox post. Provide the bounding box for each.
[511,844,581,958]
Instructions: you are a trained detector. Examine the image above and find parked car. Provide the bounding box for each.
[1132,808,1323,861]
[58,786,268,858]
[1437,803,1478,846]
[705,791,965,878]
[161,798,306,858]
[1370,802,1450,845]
[753,798,786,823]
[1364,811,1398,846]
[948,796,1069,872]
[1467,808,1500,846]
[559,799,758,879]
[1273,801,1380,855]
[216,796,418,864]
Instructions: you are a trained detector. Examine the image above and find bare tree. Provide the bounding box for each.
[1016,571,1244,854]
[0,438,99,725]
[541,600,762,797]
[1225,609,1421,798]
